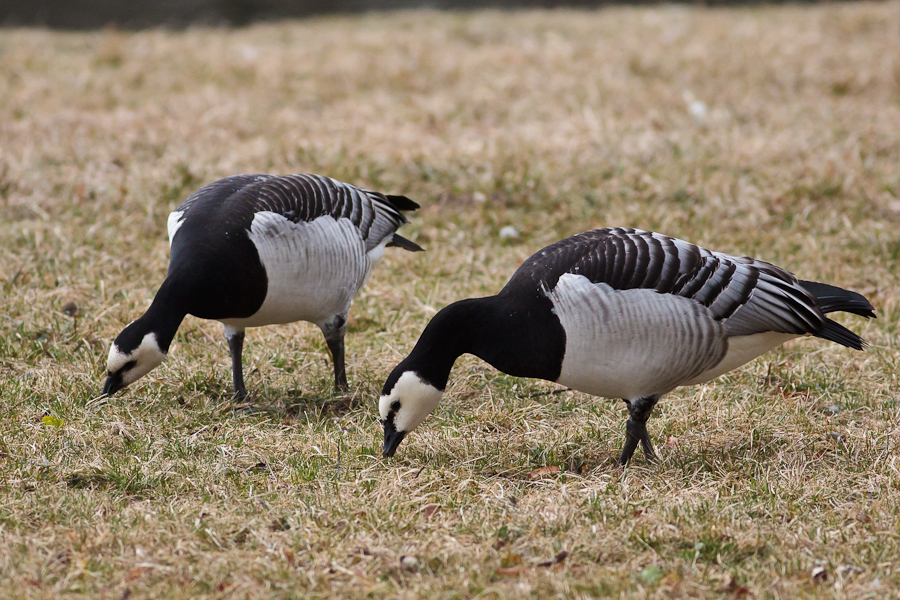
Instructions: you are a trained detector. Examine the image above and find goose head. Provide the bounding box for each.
[379,369,444,457]
[102,323,167,396]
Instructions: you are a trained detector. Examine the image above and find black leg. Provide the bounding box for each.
[225,326,247,401]
[321,315,348,392]
[619,395,661,466]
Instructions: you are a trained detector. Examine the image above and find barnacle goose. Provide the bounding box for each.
[102,174,422,399]
[379,227,875,464]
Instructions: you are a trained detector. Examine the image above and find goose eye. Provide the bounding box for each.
[391,400,401,412]
[123,360,137,371]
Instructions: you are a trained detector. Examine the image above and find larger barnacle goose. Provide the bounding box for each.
[102,174,422,399]
[379,227,874,464]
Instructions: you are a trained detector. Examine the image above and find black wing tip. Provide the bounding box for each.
[387,234,425,252]
[816,318,867,351]
[384,194,420,212]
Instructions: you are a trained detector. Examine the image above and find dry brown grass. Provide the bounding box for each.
[1,2,900,598]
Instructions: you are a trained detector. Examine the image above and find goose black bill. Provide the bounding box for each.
[101,372,124,397]
[382,419,406,458]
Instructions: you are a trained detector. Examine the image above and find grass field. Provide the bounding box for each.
[1,2,900,598]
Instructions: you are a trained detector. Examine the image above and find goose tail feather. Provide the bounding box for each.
[384,194,421,212]
[387,234,424,252]
[798,280,874,350]
[799,280,876,319]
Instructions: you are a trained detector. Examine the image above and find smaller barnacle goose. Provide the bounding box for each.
[102,174,422,399]
[379,227,875,464]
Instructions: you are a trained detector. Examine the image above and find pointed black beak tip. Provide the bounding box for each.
[382,420,406,458]
[101,373,124,398]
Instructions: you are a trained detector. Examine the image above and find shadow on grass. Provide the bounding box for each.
[416,429,836,481]
[665,433,801,471]
[64,469,162,497]
[228,388,365,420]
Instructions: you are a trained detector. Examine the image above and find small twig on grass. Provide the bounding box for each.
[336,438,342,482]
[538,550,569,567]
[413,458,429,479]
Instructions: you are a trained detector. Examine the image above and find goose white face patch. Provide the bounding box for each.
[379,371,444,433]
[107,333,167,386]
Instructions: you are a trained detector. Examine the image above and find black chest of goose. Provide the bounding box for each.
[379,227,874,464]
[103,174,422,399]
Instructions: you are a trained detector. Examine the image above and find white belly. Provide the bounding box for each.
[221,212,384,329]
[548,274,728,400]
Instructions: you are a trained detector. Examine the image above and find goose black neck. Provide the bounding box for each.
[125,278,189,353]
[400,294,565,390]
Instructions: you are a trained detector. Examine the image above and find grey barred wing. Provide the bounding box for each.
[358,188,421,253]
[674,254,825,337]
[509,227,828,338]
